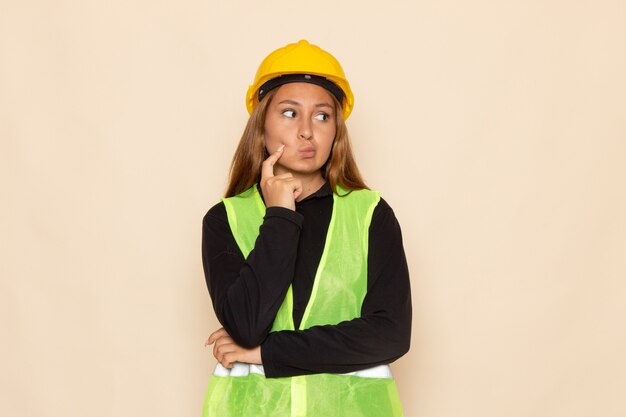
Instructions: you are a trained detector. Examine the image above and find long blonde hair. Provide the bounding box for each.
[225,88,368,197]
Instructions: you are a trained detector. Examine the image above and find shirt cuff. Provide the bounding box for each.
[260,335,288,378]
[264,206,304,228]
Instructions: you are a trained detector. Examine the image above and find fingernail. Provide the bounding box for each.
[279,145,285,151]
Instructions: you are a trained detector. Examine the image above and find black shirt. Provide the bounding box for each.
[202,182,412,378]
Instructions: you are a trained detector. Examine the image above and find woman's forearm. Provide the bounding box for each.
[202,204,303,347]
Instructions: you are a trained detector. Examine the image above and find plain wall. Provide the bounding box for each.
[1,1,625,416]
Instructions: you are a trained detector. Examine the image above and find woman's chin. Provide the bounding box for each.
[277,161,325,176]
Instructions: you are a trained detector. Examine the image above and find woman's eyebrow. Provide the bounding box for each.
[278,99,301,106]
[277,100,333,109]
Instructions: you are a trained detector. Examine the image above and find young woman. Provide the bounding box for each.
[201,40,412,417]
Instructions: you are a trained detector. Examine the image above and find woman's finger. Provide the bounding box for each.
[221,352,236,369]
[206,327,228,346]
[220,345,262,369]
[272,172,293,180]
[292,180,303,201]
[215,341,237,364]
[261,144,285,180]
[213,336,234,360]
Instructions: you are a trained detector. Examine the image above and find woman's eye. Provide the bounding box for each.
[314,113,329,121]
[282,110,296,118]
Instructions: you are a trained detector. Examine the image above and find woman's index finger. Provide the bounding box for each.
[207,327,227,345]
[261,145,285,179]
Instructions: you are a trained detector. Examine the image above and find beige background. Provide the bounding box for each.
[2,1,625,416]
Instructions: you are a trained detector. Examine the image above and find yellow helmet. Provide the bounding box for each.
[246,40,355,119]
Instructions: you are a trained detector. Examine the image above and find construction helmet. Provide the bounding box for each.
[246,40,355,119]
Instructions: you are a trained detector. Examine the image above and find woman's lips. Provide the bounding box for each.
[299,147,316,158]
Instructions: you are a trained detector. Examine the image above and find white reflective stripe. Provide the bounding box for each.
[213,362,265,377]
[212,363,392,379]
[340,364,393,379]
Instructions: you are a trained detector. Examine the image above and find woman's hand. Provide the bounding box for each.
[205,327,262,369]
[260,144,302,210]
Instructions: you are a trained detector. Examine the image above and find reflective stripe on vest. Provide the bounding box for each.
[203,184,404,417]
[213,363,393,379]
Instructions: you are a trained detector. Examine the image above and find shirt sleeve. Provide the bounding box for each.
[260,198,412,377]
[202,202,304,347]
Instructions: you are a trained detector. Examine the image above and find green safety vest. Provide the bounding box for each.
[203,184,404,417]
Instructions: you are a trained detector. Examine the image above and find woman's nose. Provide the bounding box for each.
[298,118,313,140]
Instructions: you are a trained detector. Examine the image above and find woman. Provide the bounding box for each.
[201,40,411,417]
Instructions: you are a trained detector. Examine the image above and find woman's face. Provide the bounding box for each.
[263,82,337,177]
